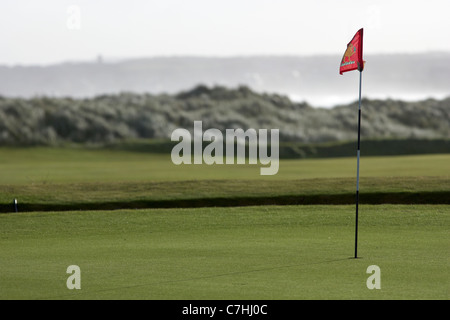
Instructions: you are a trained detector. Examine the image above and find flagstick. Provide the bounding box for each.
[354,70,362,259]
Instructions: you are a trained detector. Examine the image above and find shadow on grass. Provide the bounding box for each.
[1,191,449,213]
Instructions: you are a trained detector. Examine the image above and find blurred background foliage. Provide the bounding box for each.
[0,85,448,146]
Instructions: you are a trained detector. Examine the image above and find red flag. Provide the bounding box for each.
[339,28,364,75]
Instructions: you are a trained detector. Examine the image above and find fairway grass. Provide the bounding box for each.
[1,176,449,213]
[0,147,449,212]
[0,205,448,300]
[0,147,449,184]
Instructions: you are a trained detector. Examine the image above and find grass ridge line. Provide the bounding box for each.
[1,191,449,213]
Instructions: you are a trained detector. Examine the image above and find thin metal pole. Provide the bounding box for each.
[355,70,362,259]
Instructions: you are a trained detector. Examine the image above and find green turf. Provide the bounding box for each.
[1,176,449,213]
[0,205,448,300]
[0,147,448,211]
[0,147,448,184]
[0,147,448,300]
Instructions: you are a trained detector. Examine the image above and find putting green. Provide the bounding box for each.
[0,205,448,300]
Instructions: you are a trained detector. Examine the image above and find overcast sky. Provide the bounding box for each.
[1,0,449,66]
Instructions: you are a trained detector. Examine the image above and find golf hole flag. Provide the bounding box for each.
[339,28,366,258]
[340,28,364,75]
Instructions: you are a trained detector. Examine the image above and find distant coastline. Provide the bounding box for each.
[1,53,449,109]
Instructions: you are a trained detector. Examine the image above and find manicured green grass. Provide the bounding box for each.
[1,147,448,300]
[0,147,448,211]
[0,205,448,300]
[0,147,448,184]
[1,176,449,212]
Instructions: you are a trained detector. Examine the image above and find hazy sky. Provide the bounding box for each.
[1,0,449,65]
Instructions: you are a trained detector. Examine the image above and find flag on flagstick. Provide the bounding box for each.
[340,28,365,75]
[339,28,365,259]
